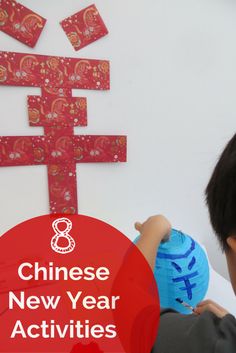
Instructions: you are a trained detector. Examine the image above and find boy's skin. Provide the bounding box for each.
[134,215,230,318]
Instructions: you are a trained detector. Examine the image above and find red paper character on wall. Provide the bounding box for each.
[0,51,127,214]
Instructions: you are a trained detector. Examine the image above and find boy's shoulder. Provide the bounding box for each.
[152,309,236,353]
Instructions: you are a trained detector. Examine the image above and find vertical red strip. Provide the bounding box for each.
[43,89,78,214]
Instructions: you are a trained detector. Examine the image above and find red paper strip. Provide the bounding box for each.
[0,135,127,166]
[0,0,46,48]
[60,4,108,51]
[73,135,127,163]
[44,119,79,214]
[0,136,35,166]
[28,95,87,127]
[0,51,110,89]
[47,162,78,214]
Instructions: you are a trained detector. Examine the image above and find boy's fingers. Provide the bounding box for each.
[195,304,222,317]
[195,301,229,319]
[134,222,142,231]
[197,300,223,310]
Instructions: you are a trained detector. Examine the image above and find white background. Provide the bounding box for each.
[1,0,236,280]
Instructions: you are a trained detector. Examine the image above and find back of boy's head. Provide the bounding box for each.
[206,133,236,252]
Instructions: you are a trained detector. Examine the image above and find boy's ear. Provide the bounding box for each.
[226,236,236,253]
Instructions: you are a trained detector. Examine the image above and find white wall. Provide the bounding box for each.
[1,0,236,280]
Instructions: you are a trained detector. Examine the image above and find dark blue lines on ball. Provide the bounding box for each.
[153,229,210,314]
[159,238,198,301]
[157,238,195,260]
[172,271,199,300]
[171,256,196,273]
[188,256,196,270]
[171,262,182,273]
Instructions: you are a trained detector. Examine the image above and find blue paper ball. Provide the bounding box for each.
[135,229,210,314]
[155,229,209,314]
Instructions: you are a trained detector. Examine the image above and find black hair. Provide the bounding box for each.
[205,133,236,252]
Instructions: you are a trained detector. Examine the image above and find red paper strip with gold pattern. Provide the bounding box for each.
[60,4,108,51]
[0,135,127,166]
[27,95,87,127]
[0,51,110,89]
[44,117,78,214]
[47,161,78,214]
[0,0,46,48]
[73,135,127,162]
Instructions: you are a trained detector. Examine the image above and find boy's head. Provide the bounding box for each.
[206,133,236,293]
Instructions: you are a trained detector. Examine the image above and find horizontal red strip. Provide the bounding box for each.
[0,51,110,89]
[0,135,127,166]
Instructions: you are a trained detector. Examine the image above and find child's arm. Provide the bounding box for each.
[134,215,171,272]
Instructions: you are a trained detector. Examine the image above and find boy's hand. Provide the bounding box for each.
[135,215,172,243]
[194,299,229,319]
